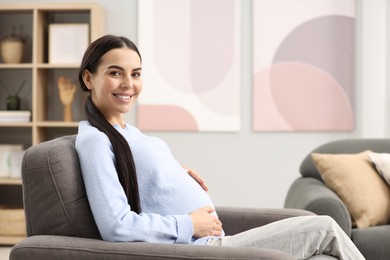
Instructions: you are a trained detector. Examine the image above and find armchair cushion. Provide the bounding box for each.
[22,135,101,239]
[11,208,313,260]
[311,151,390,228]
[11,235,295,260]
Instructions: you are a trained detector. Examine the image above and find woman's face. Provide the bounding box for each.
[83,47,142,126]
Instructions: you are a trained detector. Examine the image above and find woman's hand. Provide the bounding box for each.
[184,167,209,192]
[190,206,222,238]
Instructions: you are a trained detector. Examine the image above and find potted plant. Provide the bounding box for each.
[0,79,26,110]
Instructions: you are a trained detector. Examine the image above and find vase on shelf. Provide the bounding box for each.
[0,26,25,64]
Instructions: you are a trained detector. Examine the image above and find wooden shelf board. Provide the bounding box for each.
[0,178,22,185]
[0,64,33,69]
[36,63,80,69]
[0,122,33,127]
[36,121,79,127]
[0,3,102,11]
[0,235,25,245]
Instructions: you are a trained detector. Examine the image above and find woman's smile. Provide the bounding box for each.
[113,93,133,101]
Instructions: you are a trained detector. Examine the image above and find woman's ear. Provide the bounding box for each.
[82,69,93,90]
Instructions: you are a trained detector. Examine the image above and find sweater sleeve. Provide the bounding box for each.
[75,124,194,243]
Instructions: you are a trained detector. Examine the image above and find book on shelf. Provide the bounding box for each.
[0,110,31,122]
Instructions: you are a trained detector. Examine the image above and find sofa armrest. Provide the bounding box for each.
[10,235,295,260]
[217,206,315,236]
[284,177,352,236]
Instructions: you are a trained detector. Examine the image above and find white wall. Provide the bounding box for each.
[2,0,388,208]
[387,0,390,137]
[358,0,388,138]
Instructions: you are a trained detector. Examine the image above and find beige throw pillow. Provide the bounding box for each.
[311,151,390,228]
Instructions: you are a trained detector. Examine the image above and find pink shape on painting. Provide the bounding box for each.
[253,68,292,131]
[271,62,353,131]
[137,105,198,131]
[272,15,355,108]
[253,63,354,131]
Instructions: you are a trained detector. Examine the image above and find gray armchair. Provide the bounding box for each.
[11,135,316,260]
[285,138,390,260]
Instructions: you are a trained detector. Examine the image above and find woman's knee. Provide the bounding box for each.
[315,215,342,232]
[301,215,339,231]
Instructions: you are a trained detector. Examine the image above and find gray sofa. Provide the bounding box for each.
[285,138,390,260]
[10,135,317,260]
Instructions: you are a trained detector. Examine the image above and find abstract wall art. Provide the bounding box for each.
[137,0,241,131]
[253,0,355,131]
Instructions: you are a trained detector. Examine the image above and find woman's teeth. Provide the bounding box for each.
[114,94,131,100]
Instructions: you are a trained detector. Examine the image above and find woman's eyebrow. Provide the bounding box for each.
[107,65,142,72]
[107,65,124,70]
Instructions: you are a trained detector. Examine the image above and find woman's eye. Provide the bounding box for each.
[110,71,121,77]
[132,72,141,78]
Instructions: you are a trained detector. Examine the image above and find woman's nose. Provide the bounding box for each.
[122,75,133,88]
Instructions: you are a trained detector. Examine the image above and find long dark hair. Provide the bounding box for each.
[78,35,142,214]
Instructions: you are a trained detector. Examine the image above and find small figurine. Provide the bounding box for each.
[57,76,76,122]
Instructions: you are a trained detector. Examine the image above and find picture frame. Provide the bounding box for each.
[137,0,241,132]
[49,23,89,64]
[252,0,355,132]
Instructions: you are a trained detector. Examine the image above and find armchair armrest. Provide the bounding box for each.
[10,235,295,260]
[284,177,352,236]
[217,206,315,236]
[11,208,316,260]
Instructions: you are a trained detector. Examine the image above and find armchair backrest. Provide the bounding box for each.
[22,135,101,239]
[300,138,390,180]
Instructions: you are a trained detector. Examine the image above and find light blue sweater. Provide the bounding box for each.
[75,121,222,245]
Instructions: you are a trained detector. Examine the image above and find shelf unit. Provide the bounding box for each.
[0,3,105,245]
[0,178,24,245]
